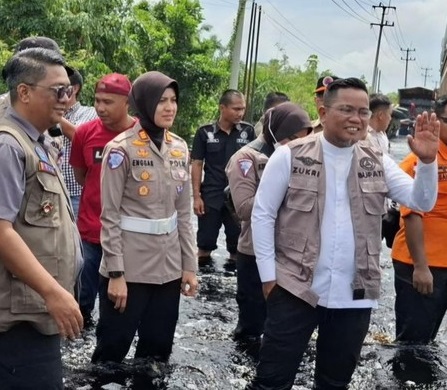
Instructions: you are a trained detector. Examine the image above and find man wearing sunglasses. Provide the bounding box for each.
[0,48,83,389]
[70,73,135,329]
[53,70,97,219]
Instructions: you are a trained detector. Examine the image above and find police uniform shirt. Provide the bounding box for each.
[191,121,255,209]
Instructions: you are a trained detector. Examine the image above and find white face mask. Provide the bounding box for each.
[267,111,281,149]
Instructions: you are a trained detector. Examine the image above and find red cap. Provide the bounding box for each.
[95,73,131,96]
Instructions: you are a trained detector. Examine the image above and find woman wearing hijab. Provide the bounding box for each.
[92,71,198,364]
[225,102,313,344]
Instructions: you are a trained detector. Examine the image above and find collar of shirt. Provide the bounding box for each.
[65,101,81,117]
[5,106,41,142]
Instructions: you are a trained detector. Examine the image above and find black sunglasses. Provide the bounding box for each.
[26,84,74,101]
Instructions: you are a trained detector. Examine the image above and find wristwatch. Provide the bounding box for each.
[108,271,124,279]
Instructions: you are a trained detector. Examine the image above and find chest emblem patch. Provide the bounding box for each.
[140,171,151,180]
[170,148,185,158]
[136,148,149,158]
[138,185,150,196]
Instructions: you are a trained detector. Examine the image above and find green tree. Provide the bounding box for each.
[132,0,229,141]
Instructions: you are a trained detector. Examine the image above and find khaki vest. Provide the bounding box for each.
[0,121,77,335]
[275,134,388,307]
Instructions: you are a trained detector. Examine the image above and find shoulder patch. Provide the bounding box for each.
[238,158,254,177]
[107,148,125,169]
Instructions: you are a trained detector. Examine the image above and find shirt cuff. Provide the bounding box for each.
[256,258,276,282]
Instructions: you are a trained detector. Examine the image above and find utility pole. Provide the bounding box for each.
[371,2,395,93]
[421,67,432,87]
[400,47,416,87]
[229,0,247,89]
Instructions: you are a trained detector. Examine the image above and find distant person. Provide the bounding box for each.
[92,71,197,364]
[246,78,439,390]
[368,93,392,154]
[191,89,255,265]
[226,102,312,344]
[254,92,289,136]
[312,75,339,133]
[70,73,135,327]
[56,70,97,218]
[391,96,447,344]
[0,47,83,389]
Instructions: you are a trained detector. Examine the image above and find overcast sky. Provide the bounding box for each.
[200,0,447,94]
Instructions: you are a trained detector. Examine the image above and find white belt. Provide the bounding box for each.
[120,212,177,235]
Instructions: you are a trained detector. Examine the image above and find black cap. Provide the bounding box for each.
[2,36,74,80]
[314,75,340,94]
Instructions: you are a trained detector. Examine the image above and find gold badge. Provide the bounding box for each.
[132,140,147,146]
[137,148,149,158]
[138,185,149,196]
[165,131,172,143]
[138,130,150,141]
[170,148,185,158]
[140,171,151,180]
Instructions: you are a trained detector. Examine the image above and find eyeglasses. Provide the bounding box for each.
[439,117,447,124]
[326,105,372,120]
[26,84,74,101]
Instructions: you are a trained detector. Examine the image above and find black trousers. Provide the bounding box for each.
[0,323,62,390]
[235,252,266,338]
[92,276,181,363]
[197,205,240,254]
[393,260,447,343]
[247,286,371,390]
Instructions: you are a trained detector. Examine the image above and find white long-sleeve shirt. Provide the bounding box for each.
[252,134,437,309]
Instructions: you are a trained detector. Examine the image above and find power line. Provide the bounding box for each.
[262,13,341,64]
[339,0,372,23]
[264,0,337,63]
[330,0,371,24]
[354,0,380,19]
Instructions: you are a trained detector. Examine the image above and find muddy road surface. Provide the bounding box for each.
[62,137,447,389]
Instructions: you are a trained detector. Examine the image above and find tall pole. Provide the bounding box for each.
[421,67,432,87]
[371,2,395,93]
[242,2,256,94]
[229,0,247,89]
[248,5,262,123]
[401,47,416,87]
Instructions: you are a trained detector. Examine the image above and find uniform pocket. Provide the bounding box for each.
[360,181,388,215]
[366,236,381,280]
[10,256,58,313]
[275,231,310,280]
[285,189,317,212]
[24,173,62,228]
[170,167,188,182]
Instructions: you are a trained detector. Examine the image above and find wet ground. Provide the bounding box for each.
[62,136,447,389]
